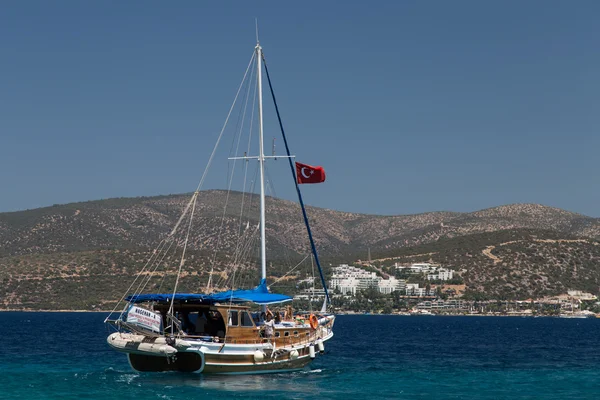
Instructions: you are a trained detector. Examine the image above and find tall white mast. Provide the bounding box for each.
[256,41,267,282]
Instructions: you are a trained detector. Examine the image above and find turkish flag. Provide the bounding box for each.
[296,162,326,184]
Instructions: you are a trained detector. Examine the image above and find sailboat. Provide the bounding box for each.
[104,37,335,374]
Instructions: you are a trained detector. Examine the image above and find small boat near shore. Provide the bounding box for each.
[558,312,594,319]
[410,309,434,316]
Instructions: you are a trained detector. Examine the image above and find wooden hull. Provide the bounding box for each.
[202,354,313,374]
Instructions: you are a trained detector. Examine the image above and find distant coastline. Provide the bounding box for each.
[2,309,597,319]
[0,309,110,313]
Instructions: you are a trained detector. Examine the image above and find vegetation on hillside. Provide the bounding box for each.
[2,192,600,309]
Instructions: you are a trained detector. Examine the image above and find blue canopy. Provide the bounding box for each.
[125,279,292,305]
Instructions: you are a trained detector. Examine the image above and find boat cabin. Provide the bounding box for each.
[150,302,315,346]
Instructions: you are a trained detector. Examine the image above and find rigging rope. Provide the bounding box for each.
[206,58,257,292]
[112,51,257,316]
[168,191,199,323]
[215,163,259,290]
[152,239,180,296]
[268,253,311,287]
[193,51,256,194]
[133,237,176,298]
[105,236,172,321]
[238,71,258,237]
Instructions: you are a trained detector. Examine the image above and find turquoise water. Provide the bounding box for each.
[1,313,600,399]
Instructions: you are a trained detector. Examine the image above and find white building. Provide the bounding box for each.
[405,283,425,297]
[396,262,438,274]
[427,268,454,281]
[293,288,327,301]
[378,277,406,294]
[567,290,597,301]
[417,299,467,310]
[405,283,435,297]
[329,264,406,296]
[411,263,436,273]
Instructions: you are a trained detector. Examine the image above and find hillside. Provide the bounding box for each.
[2,191,599,258]
[376,229,600,300]
[2,191,600,309]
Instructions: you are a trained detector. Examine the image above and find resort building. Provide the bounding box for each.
[567,291,597,301]
[293,288,327,301]
[404,283,437,297]
[427,268,454,281]
[416,299,468,310]
[329,264,406,296]
[395,262,437,274]
[378,277,406,294]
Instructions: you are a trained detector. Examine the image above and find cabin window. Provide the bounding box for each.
[284,331,290,337]
[240,311,254,327]
[228,311,239,326]
[293,331,299,337]
[275,332,280,338]
[186,311,208,335]
[206,310,226,338]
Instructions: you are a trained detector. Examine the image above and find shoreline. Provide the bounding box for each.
[0,309,112,313]
[1,309,596,318]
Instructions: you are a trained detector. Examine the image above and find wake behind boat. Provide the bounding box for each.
[104,36,335,374]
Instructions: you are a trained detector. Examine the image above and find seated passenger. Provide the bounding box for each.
[181,312,195,334]
[284,305,293,321]
[206,311,225,338]
[195,312,207,335]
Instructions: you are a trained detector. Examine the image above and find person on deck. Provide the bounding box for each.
[265,307,274,320]
[284,305,293,321]
[181,312,195,334]
[195,312,207,335]
[263,313,275,338]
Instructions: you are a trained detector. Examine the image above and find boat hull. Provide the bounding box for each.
[128,352,205,372]
[109,316,334,375]
[123,339,327,374]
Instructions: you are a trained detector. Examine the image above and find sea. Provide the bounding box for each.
[1,313,600,399]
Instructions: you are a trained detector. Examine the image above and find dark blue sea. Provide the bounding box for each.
[1,313,600,399]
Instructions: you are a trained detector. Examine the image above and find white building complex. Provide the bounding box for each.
[329,264,406,296]
[396,263,455,281]
[427,268,454,281]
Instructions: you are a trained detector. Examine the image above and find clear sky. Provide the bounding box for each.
[1,1,598,216]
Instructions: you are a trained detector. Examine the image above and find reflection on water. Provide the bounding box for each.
[133,369,324,392]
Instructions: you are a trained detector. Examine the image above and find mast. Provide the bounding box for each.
[256,42,267,282]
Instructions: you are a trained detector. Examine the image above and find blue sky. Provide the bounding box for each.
[1,1,598,216]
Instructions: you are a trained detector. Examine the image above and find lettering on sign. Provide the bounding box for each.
[126,306,162,333]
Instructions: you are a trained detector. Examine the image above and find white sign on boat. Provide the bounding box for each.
[126,306,162,333]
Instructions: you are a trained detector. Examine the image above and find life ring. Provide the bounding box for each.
[309,314,318,330]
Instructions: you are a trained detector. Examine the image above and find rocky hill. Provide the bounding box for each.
[1,191,600,309]
[376,229,600,300]
[2,191,599,258]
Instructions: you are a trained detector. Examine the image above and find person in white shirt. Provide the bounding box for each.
[263,314,275,338]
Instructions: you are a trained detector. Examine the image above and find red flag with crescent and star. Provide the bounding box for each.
[295,162,326,184]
